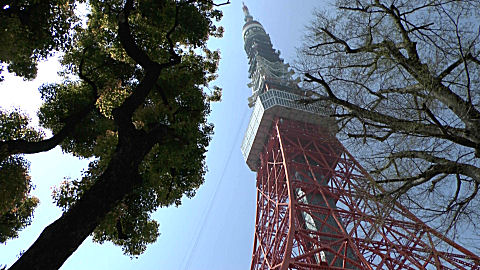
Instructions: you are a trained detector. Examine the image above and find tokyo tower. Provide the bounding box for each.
[239,4,480,270]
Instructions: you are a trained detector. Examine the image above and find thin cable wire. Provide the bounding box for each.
[181,109,249,270]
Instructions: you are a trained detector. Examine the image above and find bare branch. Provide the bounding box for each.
[381,150,480,183]
[318,27,385,54]
[374,1,421,62]
[407,23,434,33]
[437,56,466,80]
[422,102,450,136]
[304,73,478,150]
[347,130,394,142]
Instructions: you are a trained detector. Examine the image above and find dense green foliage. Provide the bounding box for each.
[0,0,225,266]
[0,156,39,243]
[43,0,221,256]
[0,111,42,243]
[0,1,79,80]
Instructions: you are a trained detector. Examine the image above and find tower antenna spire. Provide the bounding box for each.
[242,2,253,22]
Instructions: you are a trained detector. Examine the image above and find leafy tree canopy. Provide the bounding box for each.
[0,110,41,243]
[0,0,227,269]
[0,0,79,80]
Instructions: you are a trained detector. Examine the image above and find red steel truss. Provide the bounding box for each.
[250,118,480,270]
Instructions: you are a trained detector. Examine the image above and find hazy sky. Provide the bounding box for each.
[0,1,324,269]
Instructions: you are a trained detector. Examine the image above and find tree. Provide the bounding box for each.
[299,0,480,241]
[0,0,227,269]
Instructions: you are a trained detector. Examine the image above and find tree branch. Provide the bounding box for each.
[422,102,450,136]
[347,130,394,142]
[374,1,421,63]
[0,50,99,160]
[318,27,385,54]
[113,0,183,133]
[117,0,158,69]
[377,150,480,184]
[304,73,478,150]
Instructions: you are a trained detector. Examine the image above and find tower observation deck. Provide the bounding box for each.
[240,3,334,171]
[240,4,480,270]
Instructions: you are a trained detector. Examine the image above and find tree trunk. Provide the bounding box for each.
[9,132,150,270]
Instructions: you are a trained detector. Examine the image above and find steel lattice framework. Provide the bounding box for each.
[250,118,480,270]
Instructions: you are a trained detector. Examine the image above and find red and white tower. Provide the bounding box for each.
[240,4,480,270]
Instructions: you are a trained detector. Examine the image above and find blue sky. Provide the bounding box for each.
[0,1,324,269]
